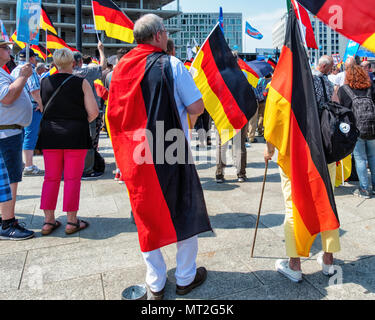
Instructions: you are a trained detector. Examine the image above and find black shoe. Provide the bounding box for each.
[176,267,207,295]
[148,286,165,300]
[216,176,224,183]
[81,171,103,180]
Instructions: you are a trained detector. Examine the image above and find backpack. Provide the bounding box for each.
[342,85,375,140]
[319,77,359,163]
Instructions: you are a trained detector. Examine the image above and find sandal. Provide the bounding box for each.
[65,219,89,235]
[41,220,62,236]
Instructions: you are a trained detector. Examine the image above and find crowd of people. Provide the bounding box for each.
[0,13,374,299]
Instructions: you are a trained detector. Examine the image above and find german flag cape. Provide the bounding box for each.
[296,0,375,53]
[107,44,212,252]
[40,5,58,35]
[190,24,257,145]
[264,9,339,257]
[92,0,134,44]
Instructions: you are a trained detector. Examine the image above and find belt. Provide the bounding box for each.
[0,124,23,130]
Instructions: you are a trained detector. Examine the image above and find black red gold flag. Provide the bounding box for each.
[92,0,134,43]
[190,24,257,144]
[296,0,375,52]
[264,8,340,257]
[106,44,211,252]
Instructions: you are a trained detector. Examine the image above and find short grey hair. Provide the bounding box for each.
[53,48,74,70]
[36,63,46,72]
[133,14,165,44]
[318,55,333,67]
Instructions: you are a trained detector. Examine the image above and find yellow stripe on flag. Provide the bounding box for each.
[243,70,259,88]
[263,86,292,177]
[95,16,134,44]
[362,33,375,53]
[191,49,237,144]
[292,204,317,257]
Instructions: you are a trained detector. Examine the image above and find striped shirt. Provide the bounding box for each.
[11,61,40,109]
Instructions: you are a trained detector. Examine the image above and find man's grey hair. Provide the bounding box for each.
[36,63,46,72]
[318,55,333,67]
[133,14,165,44]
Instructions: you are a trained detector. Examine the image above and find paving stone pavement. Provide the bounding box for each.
[1,131,374,300]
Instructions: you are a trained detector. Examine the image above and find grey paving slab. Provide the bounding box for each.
[20,236,144,287]
[0,274,104,300]
[0,251,27,293]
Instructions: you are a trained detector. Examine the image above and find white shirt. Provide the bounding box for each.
[0,68,33,139]
[169,56,202,141]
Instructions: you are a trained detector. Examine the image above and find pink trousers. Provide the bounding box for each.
[40,149,87,212]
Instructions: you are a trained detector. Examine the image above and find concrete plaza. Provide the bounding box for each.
[0,132,374,300]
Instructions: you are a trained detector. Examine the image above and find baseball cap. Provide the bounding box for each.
[19,48,37,58]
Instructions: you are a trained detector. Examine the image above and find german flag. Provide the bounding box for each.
[290,0,317,49]
[190,24,257,144]
[184,59,192,70]
[40,5,58,35]
[296,0,375,53]
[107,44,211,252]
[10,31,25,49]
[46,34,79,51]
[94,79,109,106]
[31,44,52,61]
[40,66,59,79]
[237,58,260,88]
[92,0,134,44]
[264,8,340,257]
[267,58,277,69]
[10,31,51,61]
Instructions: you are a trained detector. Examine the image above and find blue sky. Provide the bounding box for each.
[165,0,287,52]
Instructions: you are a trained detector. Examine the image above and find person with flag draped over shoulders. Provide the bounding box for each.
[263,8,340,283]
[107,14,212,300]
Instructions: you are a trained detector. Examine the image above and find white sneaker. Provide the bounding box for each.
[317,252,335,276]
[275,259,302,283]
[23,165,45,176]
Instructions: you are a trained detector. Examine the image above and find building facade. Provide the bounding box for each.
[0,0,181,56]
[165,12,242,60]
[272,11,349,63]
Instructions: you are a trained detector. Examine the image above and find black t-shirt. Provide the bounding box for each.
[36,73,92,150]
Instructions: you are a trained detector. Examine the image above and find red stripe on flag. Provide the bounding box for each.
[201,42,248,130]
[290,111,340,234]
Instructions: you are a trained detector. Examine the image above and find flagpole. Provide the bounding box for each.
[45,29,48,62]
[91,0,100,44]
[292,0,308,51]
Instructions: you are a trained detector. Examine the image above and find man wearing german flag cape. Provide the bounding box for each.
[263,8,340,282]
[107,14,211,299]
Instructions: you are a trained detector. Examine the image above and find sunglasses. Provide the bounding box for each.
[0,45,10,51]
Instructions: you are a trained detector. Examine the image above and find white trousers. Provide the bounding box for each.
[141,236,198,292]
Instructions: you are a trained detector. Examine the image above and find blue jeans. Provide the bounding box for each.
[353,138,375,191]
[23,109,42,150]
